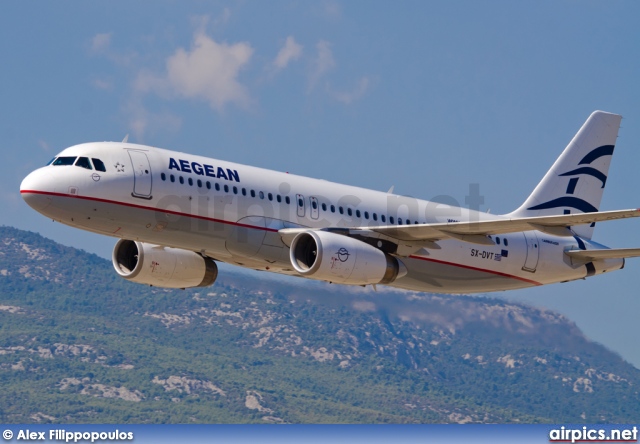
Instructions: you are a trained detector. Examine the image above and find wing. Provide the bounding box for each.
[280,208,640,253]
[366,208,640,243]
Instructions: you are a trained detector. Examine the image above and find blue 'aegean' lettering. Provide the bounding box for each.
[167,157,240,182]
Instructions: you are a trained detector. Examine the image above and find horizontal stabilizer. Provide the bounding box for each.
[565,248,640,261]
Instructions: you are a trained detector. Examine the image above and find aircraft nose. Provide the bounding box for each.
[20,169,53,212]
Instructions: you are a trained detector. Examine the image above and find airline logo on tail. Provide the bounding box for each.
[527,144,614,213]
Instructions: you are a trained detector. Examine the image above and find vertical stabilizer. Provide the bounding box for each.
[508,111,622,239]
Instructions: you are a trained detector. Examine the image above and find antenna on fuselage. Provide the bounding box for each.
[122,134,129,143]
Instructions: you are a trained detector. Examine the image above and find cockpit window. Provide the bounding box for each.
[75,157,93,170]
[52,156,77,166]
[46,158,56,166]
[92,158,106,172]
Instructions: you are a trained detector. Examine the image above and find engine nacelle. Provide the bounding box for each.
[289,230,407,285]
[112,240,218,289]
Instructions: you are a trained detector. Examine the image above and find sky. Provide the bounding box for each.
[2,1,640,367]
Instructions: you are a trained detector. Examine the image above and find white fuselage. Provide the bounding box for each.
[20,142,615,294]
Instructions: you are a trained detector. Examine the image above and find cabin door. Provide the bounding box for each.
[128,150,152,199]
[522,232,539,272]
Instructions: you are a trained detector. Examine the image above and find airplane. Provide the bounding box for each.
[20,110,640,294]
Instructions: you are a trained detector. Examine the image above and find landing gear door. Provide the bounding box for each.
[128,150,152,199]
[296,194,305,218]
[522,231,539,272]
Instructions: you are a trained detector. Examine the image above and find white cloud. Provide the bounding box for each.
[124,99,182,141]
[273,36,303,71]
[136,29,253,111]
[322,0,343,20]
[330,76,370,104]
[91,33,112,53]
[89,32,136,67]
[308,40,335,91]
[92,78,113,90]
[217,8,231,25]
[37,139,50,152]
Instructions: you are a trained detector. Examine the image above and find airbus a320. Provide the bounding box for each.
[20,111,640,293]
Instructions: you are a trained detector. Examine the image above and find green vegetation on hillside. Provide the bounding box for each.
[0,226,638,423]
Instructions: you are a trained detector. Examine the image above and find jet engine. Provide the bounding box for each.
[112,239,218,288]
[289,230,407,285]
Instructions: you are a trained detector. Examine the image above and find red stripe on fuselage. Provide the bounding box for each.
[20,189,280,233]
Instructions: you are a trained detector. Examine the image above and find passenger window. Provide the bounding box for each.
[356,210,361,218]
[268,193,273,201]
[398,218,402,225]
[339,207,344,215]
[381,215,386,223]
[179,177,184,184]
[285,196,290,204]
[331,205,335,213]
[373,213,378,221]
[312,200,317,209]
[92,158,107,172]
[242,188,247,196]
[224,185,229,193]
[277,195,281,202]
[188,178,193,186]
[233,186,238,195]
[364,211,369,220]
[197,179,202,188]
[497,237,501,245]
[321,203,327,211]
[298,198,303,207]
[161,173,166,181]
[206,181,211,189]
[504,238,509,247]
[215,183,220,191]
[53,156,77,166]
[260,191,265,199]
[170,174,175,183]
[390,216,395,224]
[251,190,256,198]
[347,208,352,216]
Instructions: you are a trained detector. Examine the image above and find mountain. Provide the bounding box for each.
[0,225,638,423]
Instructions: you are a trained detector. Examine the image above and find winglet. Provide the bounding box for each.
[122,134,129,143]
